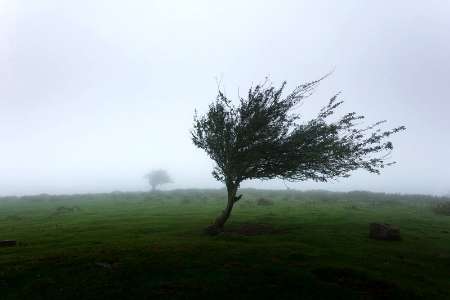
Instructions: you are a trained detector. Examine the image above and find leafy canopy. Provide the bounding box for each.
[145,169,172,189]
[191,77,405,187]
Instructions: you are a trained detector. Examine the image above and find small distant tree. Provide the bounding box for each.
[192,76,405,234]
[145,169,172,191]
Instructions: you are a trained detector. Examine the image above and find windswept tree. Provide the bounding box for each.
[145,169,172,191]
[192,76,405,234]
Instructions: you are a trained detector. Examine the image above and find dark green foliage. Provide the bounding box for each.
[192,77,405,185]
[145,169,172,191]
[433,201,450,216]
[192,76,405,229]
[256,198,274,206]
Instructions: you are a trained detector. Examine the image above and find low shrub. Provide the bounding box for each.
[256,198,274,206]
[432,201,450,216]
[55,206,81,213]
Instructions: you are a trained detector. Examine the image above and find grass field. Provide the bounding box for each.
[1,189,449,299]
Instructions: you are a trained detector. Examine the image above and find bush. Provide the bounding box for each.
[55,206,81,213]
[256,198,274,206]
[432,202,450,216]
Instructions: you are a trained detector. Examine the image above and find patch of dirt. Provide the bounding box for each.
[225,223,286,236]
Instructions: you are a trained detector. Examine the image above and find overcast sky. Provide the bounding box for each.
[1,0,449,196]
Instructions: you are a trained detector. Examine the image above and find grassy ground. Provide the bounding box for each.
[0,189,449,299]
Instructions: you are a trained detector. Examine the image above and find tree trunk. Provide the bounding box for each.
[205,183,238,235]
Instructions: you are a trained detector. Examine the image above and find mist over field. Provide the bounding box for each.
[2,3,450,299]
[1,0,450,196]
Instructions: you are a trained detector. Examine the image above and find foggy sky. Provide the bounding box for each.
[1,1,450,196]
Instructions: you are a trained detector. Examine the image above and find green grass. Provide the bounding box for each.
[1,189,449,299]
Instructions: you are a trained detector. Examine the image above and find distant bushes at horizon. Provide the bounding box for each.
[433,201,450,216]
[1,188,449,205]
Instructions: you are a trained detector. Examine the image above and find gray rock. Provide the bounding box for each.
[369,223,401,241]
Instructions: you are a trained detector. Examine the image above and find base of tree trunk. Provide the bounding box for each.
[204,224,224,236]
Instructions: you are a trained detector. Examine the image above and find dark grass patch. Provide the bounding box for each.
[224,223,286,236]
[312,267,410,299]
